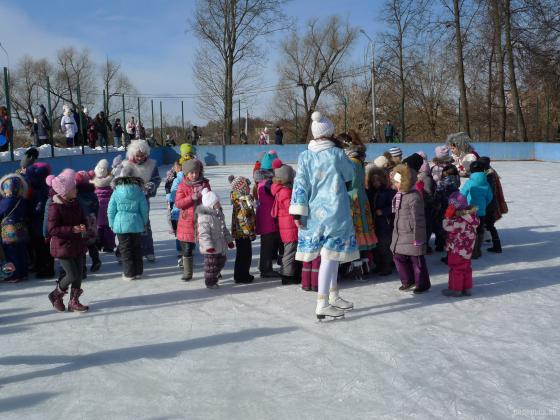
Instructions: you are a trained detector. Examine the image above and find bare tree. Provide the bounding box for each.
[100,58,138,119]
[488,0,507,141]
[191,0,289,144]
[277,16,357,141]
[382,0,430,142]
[452,0,472,135]
[54,47,97,110]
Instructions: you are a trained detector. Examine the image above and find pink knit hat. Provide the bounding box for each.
[46,169,76,196]
[75,170,91,185]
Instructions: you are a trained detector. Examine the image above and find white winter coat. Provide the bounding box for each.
[196,206,233,255]
[60,115,78,138]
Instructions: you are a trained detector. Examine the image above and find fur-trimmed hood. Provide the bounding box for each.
[367,166,389,188]
[121,159,156,184]
[391,164,415,193]
[432,155,454,165]
[113,176,144,188]
[126,139,151,161]
[92,174,114,189]
[0,173,28,198]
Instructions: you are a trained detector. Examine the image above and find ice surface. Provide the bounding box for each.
[1,162,560,420]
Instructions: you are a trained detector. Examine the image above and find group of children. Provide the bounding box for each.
[0,118,507,319]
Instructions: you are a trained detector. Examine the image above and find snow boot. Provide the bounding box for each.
[472,232,484,259]
[413,286,430,294]
[48,283,68,312]
[442,289,462,297]
[181,256,193,281]
[462,288,472,296]
[329,288,354,310]
[487,240,502,253]
[90,259,102,273]
[68,288,89,312]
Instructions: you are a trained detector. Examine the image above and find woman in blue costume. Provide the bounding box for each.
[290,111,358,320]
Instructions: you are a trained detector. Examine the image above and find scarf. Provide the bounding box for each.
[392,192,403,213]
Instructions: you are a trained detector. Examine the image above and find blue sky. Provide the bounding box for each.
[2,0,386,123]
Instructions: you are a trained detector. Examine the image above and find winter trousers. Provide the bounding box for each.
[393,253,431,290]
[59,257,84,289]
[118,233,143,278]
[472,216,486,258]
[88,244,100,264]
[204,253,227,287]
[259,231,279,274]
[281,242,300,278]
[301,256,321,290]
[4,242,29,280]
[448,252,472,292]
[373,233,393,273]
[433,212,446,250]
[141,219,155,257]
[97,225,115,251]
[180,241,196,257]
[485,212,500,243]
[234,238,252,282]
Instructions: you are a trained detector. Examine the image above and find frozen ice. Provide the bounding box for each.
[1,161,559,419]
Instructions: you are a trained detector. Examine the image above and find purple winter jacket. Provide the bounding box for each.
[48,195,88,259]
[256,179,278,235]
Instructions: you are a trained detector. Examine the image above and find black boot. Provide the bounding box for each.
[487,240,502,253]
[182,256,193,281]
[472,233,483,259]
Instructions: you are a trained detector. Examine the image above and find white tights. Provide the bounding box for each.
[317,258,339,297]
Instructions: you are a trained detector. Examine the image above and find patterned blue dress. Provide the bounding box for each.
[289,142,358,262]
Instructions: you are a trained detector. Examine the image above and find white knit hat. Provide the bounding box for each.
[201,188,220,208]
[373,155,389,168]
[94,159,110,178]
[389,147,402,157]
[311,111,334,139]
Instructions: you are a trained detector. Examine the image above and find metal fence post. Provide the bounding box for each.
[46,76,55,157]
[159,101,163,146]
[3,67,14,161]
[77,82,85,155]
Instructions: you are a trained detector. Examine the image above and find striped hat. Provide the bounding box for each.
[389,147,402,157]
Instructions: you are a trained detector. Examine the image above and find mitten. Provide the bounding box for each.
[444,205,456,219]
[228,242,235,249]
[206,248,215,253]
[145,182,155,195]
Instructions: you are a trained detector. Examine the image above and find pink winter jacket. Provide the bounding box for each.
[175,178,211,243]
[255,180,277,235]
[271,183,298,243]
[443,208,480,259]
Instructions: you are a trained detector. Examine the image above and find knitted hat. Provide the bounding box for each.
[260,150,278,171]
[272,159,295,184]
[21,147,39,169]
[478,156,491,171]
[311,111,335,139]
[95,159,110,178]
[75,170,91,185]
[180,143,195,156]
[201,188,219,208]
[402,153,423,172]
[46,169,76,196]
[448,191,468,210]
[228,175,251,196]
[373,155,389,168]
[469,160,485,173]
[182,158,203,175]
[435,145,450,159]
[389,147,402,158]
[25,162,51,187]
[0,174,28,198]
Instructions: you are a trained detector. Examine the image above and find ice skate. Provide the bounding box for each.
[316,305,345,320]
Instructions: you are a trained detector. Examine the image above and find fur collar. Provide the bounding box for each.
[392,164,415,193]
[113,176,144,188]
[122,159,156,184]
[92,175,113,189]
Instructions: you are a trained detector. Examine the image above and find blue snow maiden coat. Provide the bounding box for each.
[108,176,149,234]
[289,139,358,263]
[460,172,493,217]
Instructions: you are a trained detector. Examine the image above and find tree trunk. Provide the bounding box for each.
[503,0,527,141]
[453,0,471,136]
[224,56,234,144]
[399,35,406,142]
[487,43,495,140]
[490,0,507,142]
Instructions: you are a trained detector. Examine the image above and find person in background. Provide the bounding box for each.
[240,129,248,144]
[275,126,284,145]
[95,111,112,147]
[126,117,136,143]
[60,105,78,148]
[384,120,395,143]
[165,134,176,147]
[113,118,124,148]
[36,104,50,146]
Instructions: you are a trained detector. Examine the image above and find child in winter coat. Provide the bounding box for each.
[179,143,196,165]
[229,175,257,284]
[431,145,454,187]
[46,169,89,312]
[197,189,234,289]
[92,159,115,253]
[433,164,460,254]
[290,111,356,319]
[478,157,508,253]
[24,162,55,278]
[271,159,300,284]
[442,192,479,297]
[175,159,211,281]
[255,150,281,278]
[0,174,30,282]
[367,166,396,276]
[390,164,431,294]
[108,165,149,281]
[76,171,101,273]
[460,161,493,259]
[167,161,185,267]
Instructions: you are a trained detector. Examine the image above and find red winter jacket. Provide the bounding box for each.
[271,183,298,243]
[175,178,211,243]
[48,195,88,259]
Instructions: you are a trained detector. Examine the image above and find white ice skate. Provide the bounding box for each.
[329,296,354,311]
[122,274,136,281]
[316,304,345,320]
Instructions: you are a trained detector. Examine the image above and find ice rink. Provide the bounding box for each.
[1,161,559,419]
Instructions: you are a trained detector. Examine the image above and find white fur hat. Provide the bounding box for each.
[201,188,219,208]
[94,159,110,178]
[311,111,335,139]
[126,139,150,160]
[373,155,389,168]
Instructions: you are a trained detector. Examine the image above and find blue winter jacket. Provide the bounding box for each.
[108,178,149,234]
[167,171,184,221]
[460,172,493,217]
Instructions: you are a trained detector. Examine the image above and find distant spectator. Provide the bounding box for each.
[72,107,81,146]
[84,109,97,148]
[240,129,248,144]
[384,120,395,143]
[137,121,146,139]
[126,117,136,142]
[274,126,283,145]
[191,126,200,145]
[113,118,124,148]
[26,120,38,146]
[60,105,78,147]
[36,105,50,146]
[95,112,112,147]
[165,134,176,147]
[0,106,13,152]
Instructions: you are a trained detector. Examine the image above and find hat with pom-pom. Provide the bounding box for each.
[272,158,283,170]
[311,111,335,139]
[95,159,110,178]
[373,155,389,168]
[260,150,278,170]
[448,191,468,210]
[229,175,251,196]
[389,147,403,158]
[75,170,91,185]
[201,188,220,208]
[46,169,76,196]
[273,159,296,185]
